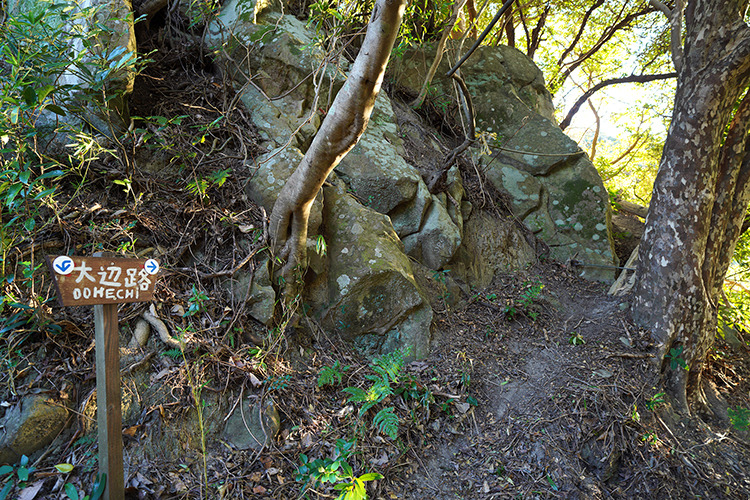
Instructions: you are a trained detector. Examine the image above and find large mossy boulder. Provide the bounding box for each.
[391,44,618,280]
[308,179,433,357]
[335,93,463,271]
[242,138,433,357]
[206,7,336,150]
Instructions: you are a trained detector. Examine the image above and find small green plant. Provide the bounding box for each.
[458,355,473,389]
[641,431,659,446]
[186,168,231,200]
[186,177,209,198]
[372,407,399,440]
[568,332,585,346]
[546,474,559,491]
[314,234,328,257]
[341,348,409,439]
[519,281,544,308]
[728,406,750,431]
[608,188,622,212]
[432,269,450,283]
[665,345,688,370]
[61,474,106,500]
[318,360,350,387]
[184,285,210,317]
[503,280,544,321]
[630,404,640,422]
[0,456,102,500]
[394,376,434,413]
[0,455,33,497]
[162,348,183,359]
[645,392,665,411]
[296,438,382,500]
[266,374,291,392]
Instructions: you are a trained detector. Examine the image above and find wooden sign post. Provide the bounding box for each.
[47,255,160,500]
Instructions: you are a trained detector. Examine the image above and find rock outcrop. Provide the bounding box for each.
[206,8,618,355]
[391,44,618,281]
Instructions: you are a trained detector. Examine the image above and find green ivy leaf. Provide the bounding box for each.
[22,86,37,106]
[44,104,66,116]
[64,482,79,500]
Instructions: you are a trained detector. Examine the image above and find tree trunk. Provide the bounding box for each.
[410,0,467,109]
[268,0,406,285]
[633,0,750,412]
[502,4,514,47]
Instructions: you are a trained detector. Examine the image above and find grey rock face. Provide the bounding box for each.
[392,43,618,281]
[310,180,433,358]
[223,398,280,451]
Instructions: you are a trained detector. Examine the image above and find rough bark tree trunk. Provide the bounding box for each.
[633,0,750,412]
[268,0,406,286]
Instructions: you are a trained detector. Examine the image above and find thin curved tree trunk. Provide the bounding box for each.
[269,0,406,285]
[410,0,467,109]
[633,0,750,412]
[587,98,600,161]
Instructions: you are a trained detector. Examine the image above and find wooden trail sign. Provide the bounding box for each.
[47,256,159,306]
[47,255,160,500]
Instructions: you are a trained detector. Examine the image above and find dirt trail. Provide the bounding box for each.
[389,266,750,499]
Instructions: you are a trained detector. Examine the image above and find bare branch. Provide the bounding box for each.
[557,0,604,66]
[446,0,516,77]
[559,72,677,130]
[552,3,655,90]
[527,1,549,59]
[428,73,475,192]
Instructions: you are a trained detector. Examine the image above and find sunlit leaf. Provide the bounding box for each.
[54,463,74,473]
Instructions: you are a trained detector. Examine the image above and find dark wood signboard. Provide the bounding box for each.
[46,255,159,306]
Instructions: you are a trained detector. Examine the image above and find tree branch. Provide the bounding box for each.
[446,0,516,77]
[557,0,604,66]
[559,72,677,130]
[649,0,684,72]
[552,4,654,90]
[428,73,475,192]
[411,0,467,108]
[527,1,549,59]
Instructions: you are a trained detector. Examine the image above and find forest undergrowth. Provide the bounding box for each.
[1,14,750,500]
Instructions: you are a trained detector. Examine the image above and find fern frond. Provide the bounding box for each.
[163,348,182,359]
[373,407,399,439]
[343,386,367,403]
[318,362,347,387]
[360,399,379,416]
[367,381,393,403]
[372,347,410,384]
